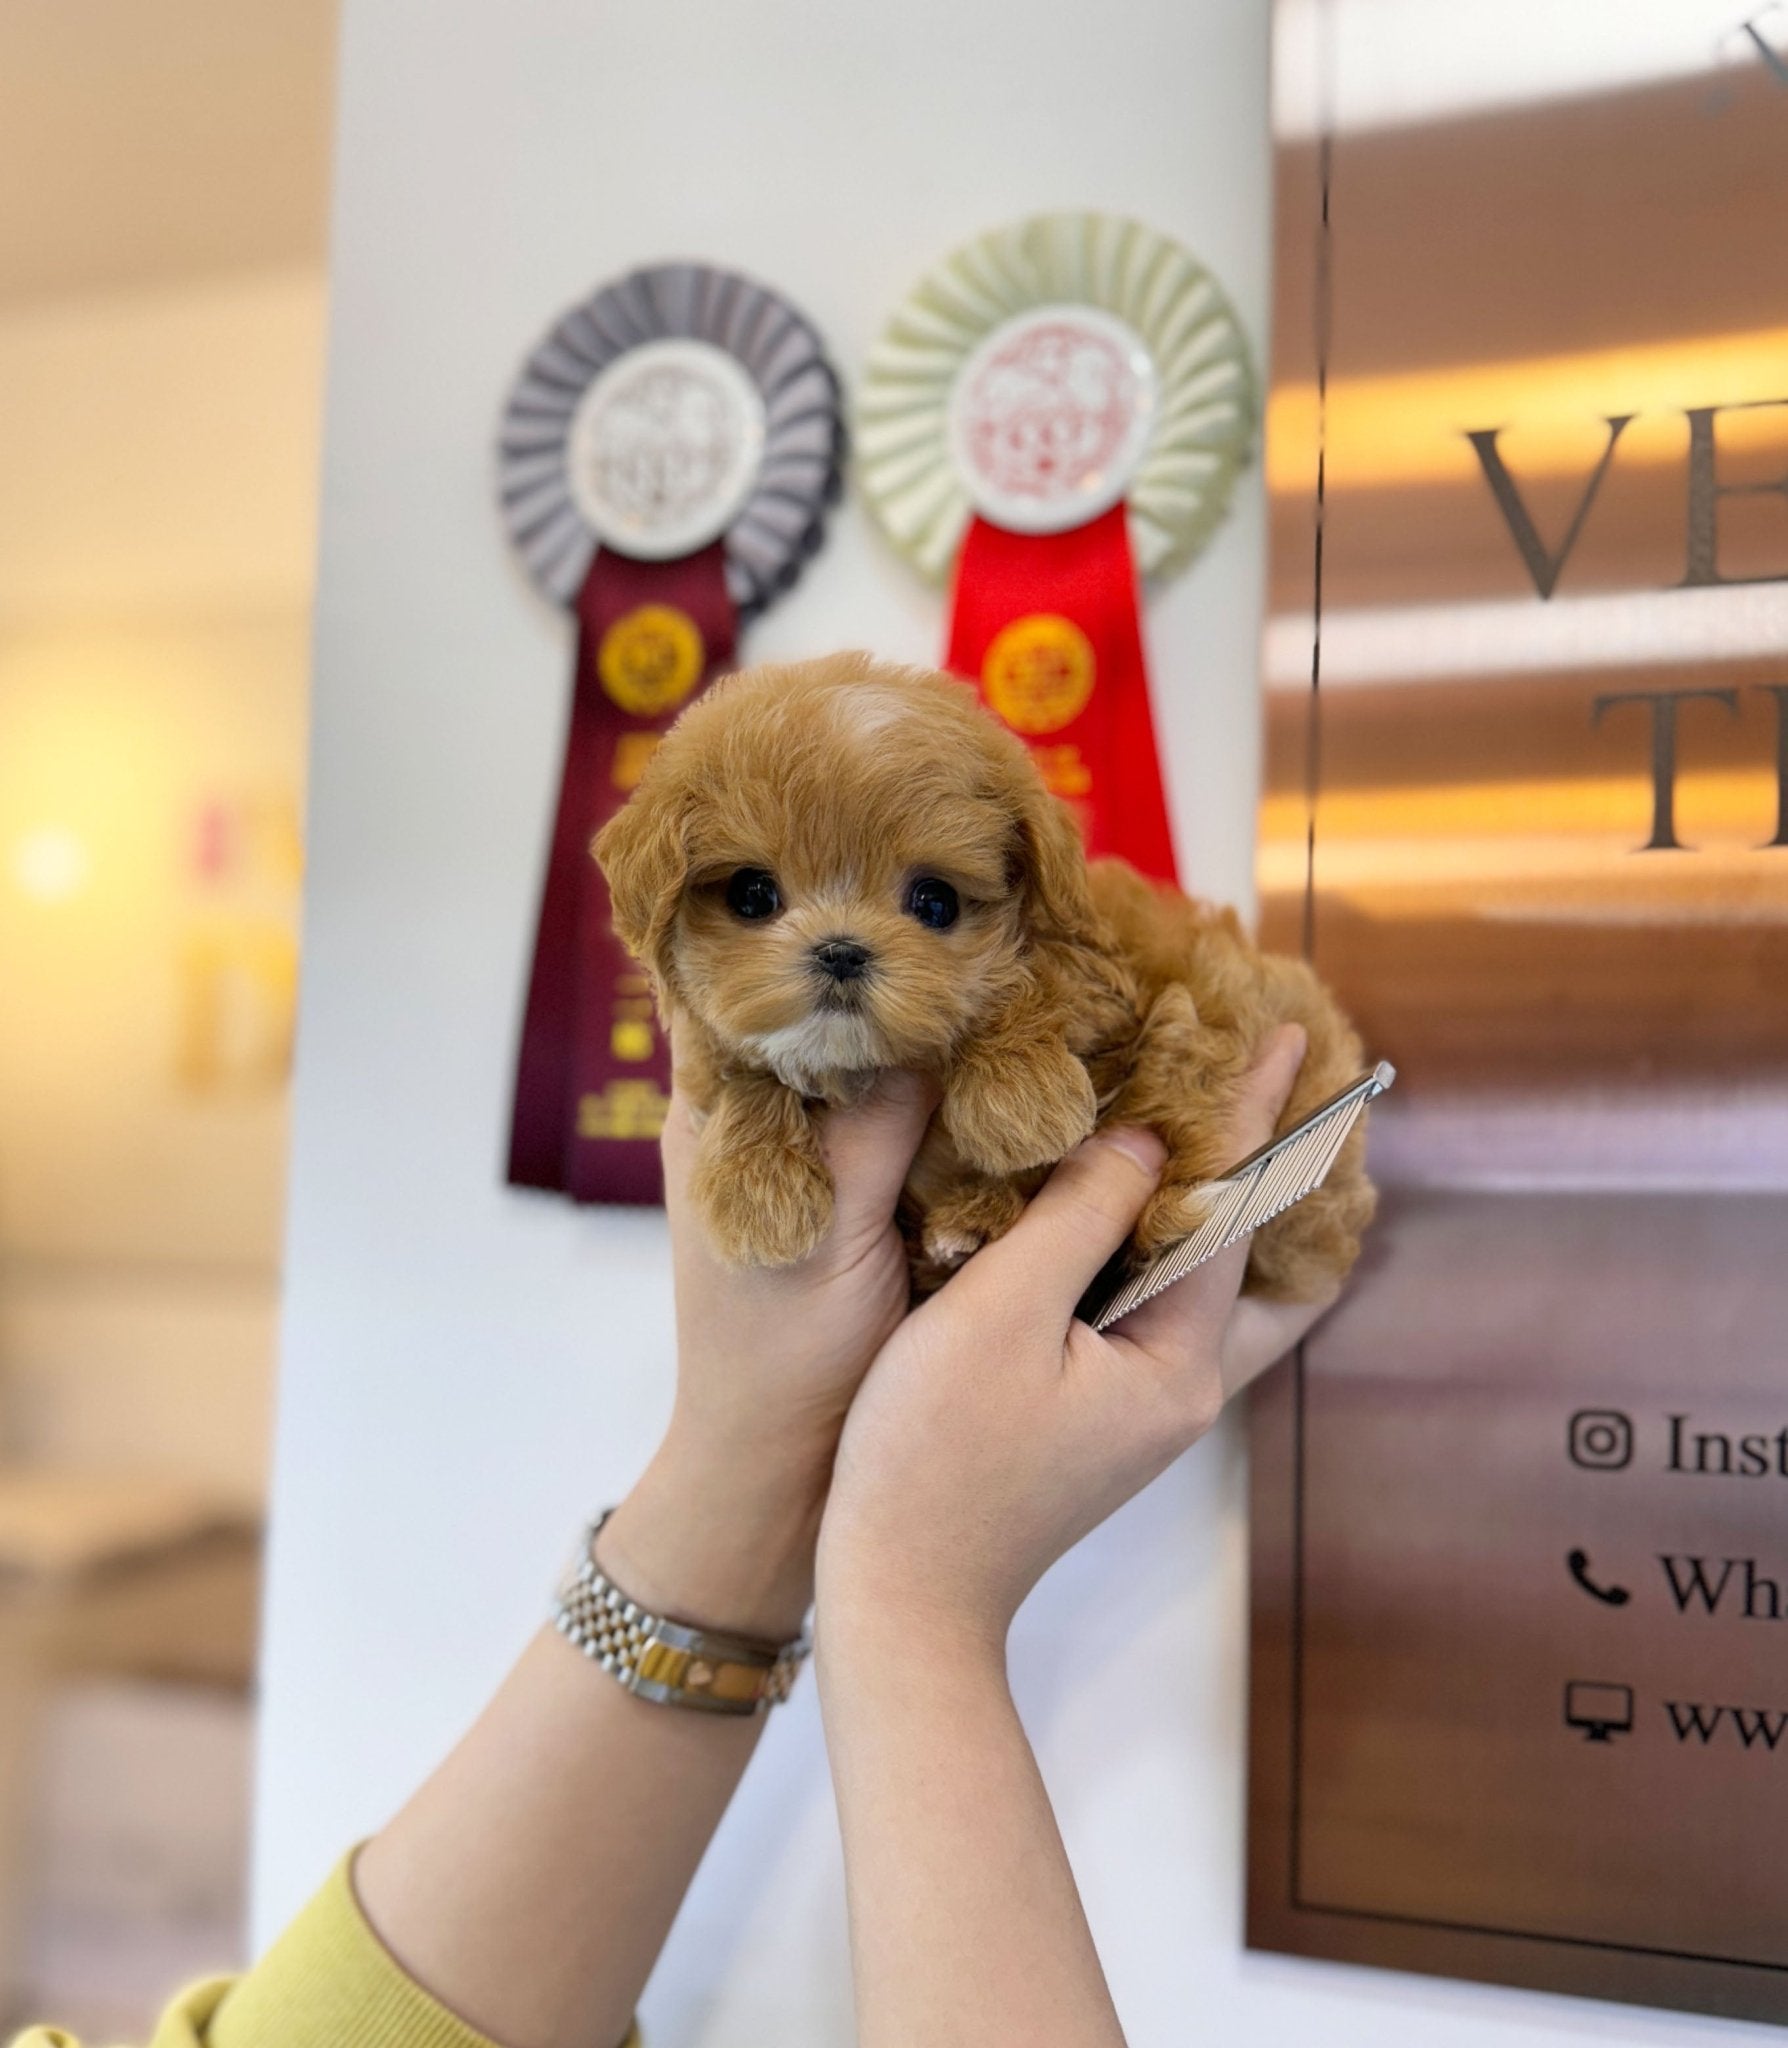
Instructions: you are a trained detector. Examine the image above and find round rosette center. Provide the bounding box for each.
[859,212,1257,584]
[947,305,1158,536]
[566,339,768,561]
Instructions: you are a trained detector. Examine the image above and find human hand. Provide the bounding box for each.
[600,1060,937,1639]
[817,1025,1330,1652]
[363,1067,938,2048]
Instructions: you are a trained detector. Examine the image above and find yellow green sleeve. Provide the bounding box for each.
[9,1856,639,2048]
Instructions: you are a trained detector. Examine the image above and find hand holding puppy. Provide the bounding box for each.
[818,1024,1327,1651]
[596,1053,937,1641]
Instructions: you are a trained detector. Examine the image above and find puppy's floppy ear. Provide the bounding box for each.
[1009,770,1096,943]
[592,771,689,990]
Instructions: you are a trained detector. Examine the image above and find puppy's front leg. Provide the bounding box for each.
[691,1071,833,1268]
[941,1001,1097,1177]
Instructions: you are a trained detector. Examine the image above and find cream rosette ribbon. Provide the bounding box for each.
[858,212,1257,880]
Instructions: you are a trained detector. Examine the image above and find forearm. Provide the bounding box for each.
[354,1430,822,2048]
[820,1608,1126,2048]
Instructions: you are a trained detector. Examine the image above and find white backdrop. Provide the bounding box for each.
[258,1,1768,2041]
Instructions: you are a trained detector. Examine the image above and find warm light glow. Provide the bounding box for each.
[1259,768,1783,906]
[1261,768,1777,844]
[11,825,90,902]
[1258,833,1787,912]
[1267,327,1788,495]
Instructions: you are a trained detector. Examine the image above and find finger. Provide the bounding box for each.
[1107,1023,1310,1370]
[660,1013,701,1218]
[659,1090,700,1216]
[1220,1288,1338,1401]
[952,1125,1167,1327]
[818,1070,941,1242]
[1229,1022,1309,1154]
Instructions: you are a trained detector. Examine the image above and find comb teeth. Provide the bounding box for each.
[1082,1062,1395,1332]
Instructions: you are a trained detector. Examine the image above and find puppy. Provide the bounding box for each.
[594,652,1375,1301]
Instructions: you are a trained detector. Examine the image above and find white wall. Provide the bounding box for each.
[258,2,1765,2042]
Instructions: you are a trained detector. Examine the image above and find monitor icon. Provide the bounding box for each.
[1564,1680,1635,1743]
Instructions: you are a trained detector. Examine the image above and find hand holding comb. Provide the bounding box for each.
[1077,1062,1396,1332]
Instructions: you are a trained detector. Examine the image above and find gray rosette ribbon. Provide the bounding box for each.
[497,262,843,1206]
[500,262,843,618]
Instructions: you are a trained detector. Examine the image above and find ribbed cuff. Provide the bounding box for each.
[208,1854,639,2048]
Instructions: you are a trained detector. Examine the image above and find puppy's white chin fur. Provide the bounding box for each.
[744,1010,887,1093]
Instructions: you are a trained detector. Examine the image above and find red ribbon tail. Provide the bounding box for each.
[945,505,1178,884]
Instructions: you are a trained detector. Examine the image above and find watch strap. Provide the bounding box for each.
[553,1515,810,1716]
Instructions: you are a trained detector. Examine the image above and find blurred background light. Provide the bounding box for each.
[11,828,90,904]
[0,1,335,2035]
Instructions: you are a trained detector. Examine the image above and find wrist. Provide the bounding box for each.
[816,1541,1014,1682]
[817,1586,1012,1715]
[664,1373,850,1491]
[599,1430,827,1642]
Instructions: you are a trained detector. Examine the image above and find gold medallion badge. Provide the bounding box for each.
[982,613,1096,734]
[577,1078,670,1141]
[609,731,661,790]
[597,605,705,716]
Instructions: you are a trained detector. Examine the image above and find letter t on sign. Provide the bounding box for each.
[1591,689,1740,851]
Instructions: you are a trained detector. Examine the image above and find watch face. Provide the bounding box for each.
[946,304,1158,535]
[566,338,768,559]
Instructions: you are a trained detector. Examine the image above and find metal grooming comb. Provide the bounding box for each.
[1077,1061,1396,1332]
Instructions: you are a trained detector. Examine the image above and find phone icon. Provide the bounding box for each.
[1568,1549,1631,1606]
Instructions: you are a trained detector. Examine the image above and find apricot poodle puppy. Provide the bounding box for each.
[594,652,1375,1301]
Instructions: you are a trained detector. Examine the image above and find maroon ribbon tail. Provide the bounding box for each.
[507,542,736,1204]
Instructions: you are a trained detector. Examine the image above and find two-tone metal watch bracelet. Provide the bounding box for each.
[552,1512,811,1716]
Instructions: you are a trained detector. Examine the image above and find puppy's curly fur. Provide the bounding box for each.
[594,652,1375,1300]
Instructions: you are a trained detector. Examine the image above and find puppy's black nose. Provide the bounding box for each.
[813,938,872,982]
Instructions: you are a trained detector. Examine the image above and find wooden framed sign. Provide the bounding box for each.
[1248,4,1788,2025]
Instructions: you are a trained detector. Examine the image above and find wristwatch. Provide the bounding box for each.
[552,1513,811,1716]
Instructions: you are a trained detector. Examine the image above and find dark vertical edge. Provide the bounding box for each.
[1301,0,1334,972]
[1289,1339,1308,1907]
[1291,0,1335,1915]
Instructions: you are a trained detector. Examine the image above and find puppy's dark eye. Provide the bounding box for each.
[725,867,781,920]
[905,876,960,931]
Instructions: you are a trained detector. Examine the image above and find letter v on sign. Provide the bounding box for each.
[1466,415,1635,600]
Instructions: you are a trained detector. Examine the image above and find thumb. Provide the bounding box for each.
[819,1070,941,1242]
[953,1125,1166,1328]
[1111,1022,1312,1371]
[1226,1022,1309,1158]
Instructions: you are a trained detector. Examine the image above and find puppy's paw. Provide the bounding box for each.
[945,1040,1096,1175]
[1133,1178,1220,1256]
[921,1224,981,1271]
[694,1142,834,1267]
[918,1179,1027,1272]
